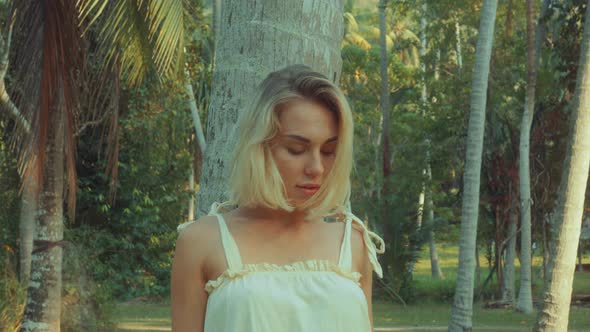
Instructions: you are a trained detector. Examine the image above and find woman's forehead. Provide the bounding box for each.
[277,99,338,139]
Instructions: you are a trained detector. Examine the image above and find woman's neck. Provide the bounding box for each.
[235,204,319,229]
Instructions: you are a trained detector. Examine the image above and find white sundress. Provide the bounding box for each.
[181,202,386,332]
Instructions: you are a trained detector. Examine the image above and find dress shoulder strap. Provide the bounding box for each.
[338,217,353,270]
[338,211,385,278]
[208,202,243,270]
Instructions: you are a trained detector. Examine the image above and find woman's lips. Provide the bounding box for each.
[297,185,319,196]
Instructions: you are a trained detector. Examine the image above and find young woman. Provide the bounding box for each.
[171,64,385,332]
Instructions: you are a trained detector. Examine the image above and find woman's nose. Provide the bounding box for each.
[304,151,324,177]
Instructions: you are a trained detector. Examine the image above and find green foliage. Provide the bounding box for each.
[0,250,26,332]
[341,2,468,302]
[78,0,188,86]
[64,1,211,301]
[73,80,194,300]
[0,120,20,254]
[60,240,117,332]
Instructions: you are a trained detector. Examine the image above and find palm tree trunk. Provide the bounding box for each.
[21,105,65,332]
[448,1,498,330]
[412,2,427,275]
[502,198,517,304]
[196,0,344,216]
[18,176,38,285]
[185,71,207,155]
[0,3,38,287]
[455,18,463,72]
[420,2,444,279]
[517,0,549,312]
[533,1,590,330]
[185,70,206,223]
[427,164,444,279]
[517,0,547,313]
[378,0,393,247]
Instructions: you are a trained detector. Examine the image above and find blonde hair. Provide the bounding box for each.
[227,64,354,220]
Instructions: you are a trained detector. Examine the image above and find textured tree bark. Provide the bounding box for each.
[534,1,590,330]
[21,107,65,332]
[186,72,207,155]
[517,0,545,314]
[19,176,38,285]
[427,181,444,279]
[0,0,38,287]
[378,0,391,242]
[502,201,517,304]
[411,1,427,276]
[455,18,463,72]
[448,0,498,330]
[416,2,444,279]
[196,0,345,216]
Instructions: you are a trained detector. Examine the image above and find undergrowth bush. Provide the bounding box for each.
[0,248,26,332]
[60,241,117,332]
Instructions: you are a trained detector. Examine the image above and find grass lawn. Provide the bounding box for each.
[114,245,590,331]
[373,301,590,331]
[114,300,590,332]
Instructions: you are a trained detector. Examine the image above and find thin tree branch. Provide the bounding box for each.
[0,8,30,133]
[75,111,109,137]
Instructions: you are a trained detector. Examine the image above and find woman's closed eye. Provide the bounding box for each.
[287,148,305,155]
[321,149,336,156]
[287,147,335,156]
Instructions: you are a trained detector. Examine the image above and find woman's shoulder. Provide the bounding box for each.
[174,214,221,262]
[177,215,219,241]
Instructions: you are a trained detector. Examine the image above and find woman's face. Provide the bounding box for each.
[270,98,338,208]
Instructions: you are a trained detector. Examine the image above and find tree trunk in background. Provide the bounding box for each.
[475,245,481,291]
[542,213,550,279]
[411,1,426,276]
[196,0,344,216]
[185,69,206,222]
[212,0,221,58]
[578,241,584,272]
[448,1,498,330]
[0,0,38,287]
[517,0,544,314]
[21,107,65,332]
[186,71,207,155]
[19,176,38,285]
[455,18,463,72]
[417,1,444,279]
[533,1,590,330]
[502,199,517,304]
[426,166,444,278]
[416,188,425,230]
[505,0,514,37]
[188,167,195,222]
[378,0,393,248]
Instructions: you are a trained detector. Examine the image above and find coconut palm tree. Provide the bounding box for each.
[516,0,549,314]
[533,0,590,330]
[448,0,498,330]
[195,0,345,216]
[5,1,188,329]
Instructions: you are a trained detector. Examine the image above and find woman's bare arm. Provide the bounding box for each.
[352,225,375,331]
[171,219,213,332]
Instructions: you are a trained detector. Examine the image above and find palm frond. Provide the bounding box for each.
[12,0,84,221]
[77,0,186,86]
[147,0,184,79]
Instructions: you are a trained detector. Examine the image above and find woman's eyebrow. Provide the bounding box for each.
[285,134,338,143]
